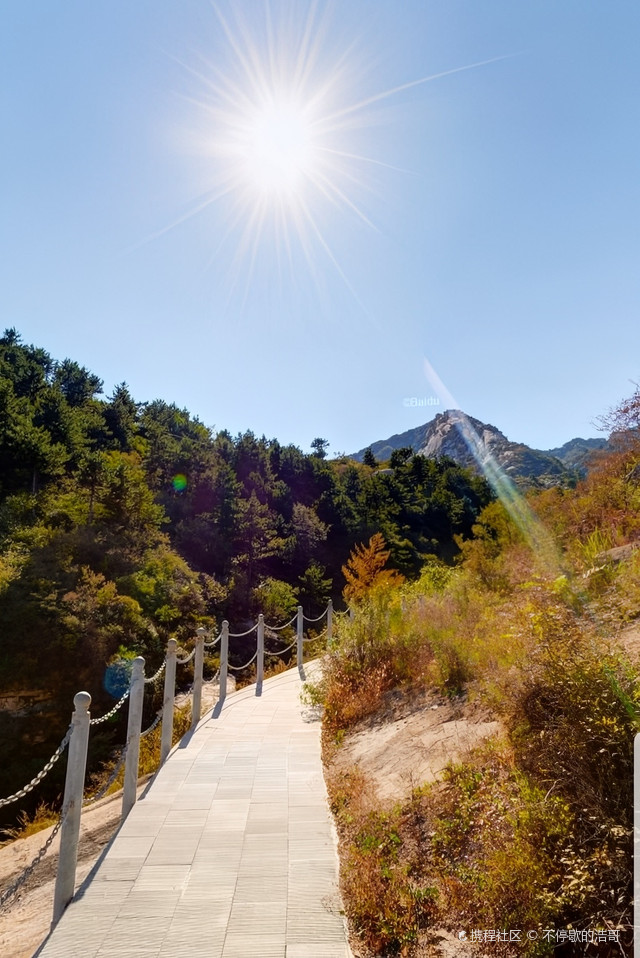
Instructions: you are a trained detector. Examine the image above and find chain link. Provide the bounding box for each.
[89,690,130,726]
[0,814,64,908]
[144,660,166,685]
[265,636,298,656]
[264,612,297,631]
[227,650,258,671]
[228,623,258,638]
[82,744,128,807]
[203,633,222,648]
[302,605,329,623]
[140,708,164,739]
[176,647,196,665]
[0,727,72,809]
[303,627,327,643]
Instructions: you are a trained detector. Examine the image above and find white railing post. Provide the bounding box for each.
[191,628,206,731]
[257,614,264,687]
[160,639,177,765]
[122,656,145,823]
[349,606,355,621]
[327,600,333,645]
[297,605,303,664]
[52,691,91,925]
[219,621,229,703]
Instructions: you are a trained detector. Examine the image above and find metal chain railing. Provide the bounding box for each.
[176,647,196,665]
[263,612,297,631]
[0,814,65,909]
[0,727,72,809]
[140,709,164,739]
[303,627,327,643]
[89,690,130,726]
[144,660,166,685]
[82,744,128,808]
[227,650,258,671]
[265,635,298,656]
[228,623,259,638]
[0,603,336,920]
[303,606,329,623]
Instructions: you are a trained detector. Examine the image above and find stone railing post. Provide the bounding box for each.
[52,691,91,925]
[122,656,145,823]
[296,605,303,665]
[219,621,229,703]
[326,599,333,645]
[635,733,640,945]
[191,628,206,731]
[160,639,177,765]
[257,614,264,687]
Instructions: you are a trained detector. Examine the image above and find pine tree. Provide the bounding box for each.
[341,532,404,604]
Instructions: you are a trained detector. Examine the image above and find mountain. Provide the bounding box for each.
[352,410,592,486]
[545,437,608,474]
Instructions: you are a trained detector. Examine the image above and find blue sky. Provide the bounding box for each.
[2,1,639,456]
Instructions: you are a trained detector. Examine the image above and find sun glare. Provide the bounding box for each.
[242,97,314,197]
[169,2,515,297]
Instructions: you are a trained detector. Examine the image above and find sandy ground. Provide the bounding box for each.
[328,686,502,805]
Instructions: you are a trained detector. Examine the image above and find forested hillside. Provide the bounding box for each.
[0,330,492,824]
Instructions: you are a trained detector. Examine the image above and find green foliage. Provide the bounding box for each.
[0,330,496,830]
[252,576,298,623]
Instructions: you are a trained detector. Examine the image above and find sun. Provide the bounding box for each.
[174,1,381,290]
[170,2,514,295]
[241,96,315,198]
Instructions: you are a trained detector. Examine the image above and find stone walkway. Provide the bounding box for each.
[36,663,351,958]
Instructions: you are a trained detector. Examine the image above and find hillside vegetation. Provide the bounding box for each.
[0,329,491,830]
[310,400,640,957]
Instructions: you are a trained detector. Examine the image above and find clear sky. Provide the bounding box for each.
[2,1,639,456]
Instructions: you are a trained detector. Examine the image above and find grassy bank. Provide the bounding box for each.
[311,454,640,956]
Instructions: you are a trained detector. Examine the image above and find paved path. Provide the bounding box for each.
[37,663,351,958]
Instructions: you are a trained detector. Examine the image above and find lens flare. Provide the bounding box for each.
[173,473,188,492]
[422,355,563,575]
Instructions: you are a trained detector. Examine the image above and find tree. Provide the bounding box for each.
[342,532,404,604]
[53,359,103,407]
[363,448,377,468]
[389,447,413,468]
[311,437,329,459]
[291,502,329,561]
[102,383,139,450]
[596,382,640,446]
[297,562,332,615]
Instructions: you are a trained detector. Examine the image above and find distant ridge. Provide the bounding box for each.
[352,410,607,485]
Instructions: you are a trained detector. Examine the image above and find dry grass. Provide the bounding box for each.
[1,803,59,843]
[315,489,640,955]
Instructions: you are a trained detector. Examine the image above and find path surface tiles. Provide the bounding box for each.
[37,662,352,958]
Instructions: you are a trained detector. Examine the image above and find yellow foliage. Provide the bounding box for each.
[342,532,404,604]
